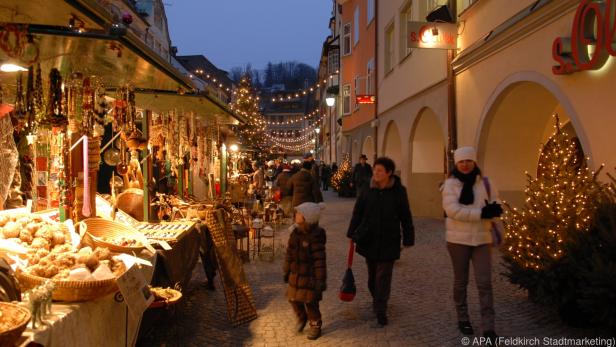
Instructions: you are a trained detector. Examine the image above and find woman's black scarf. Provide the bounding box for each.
[452,167,480,205]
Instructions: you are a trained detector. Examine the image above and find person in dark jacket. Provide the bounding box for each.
[284,202,327,340]
[320,163,331,191]
[347,156,414,326]
[287,161,324,207]
[351,154,373,197]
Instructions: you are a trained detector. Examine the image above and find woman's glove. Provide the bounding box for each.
[314,281,327,292]
[481,200,503,219]
[283,272,289,283]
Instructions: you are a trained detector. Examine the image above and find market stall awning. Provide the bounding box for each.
[0,0,103,29]
[134,90,245,125]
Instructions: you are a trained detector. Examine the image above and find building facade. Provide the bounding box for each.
[453,0,616,207]
[376,0,449,217]
[337,0,377,166]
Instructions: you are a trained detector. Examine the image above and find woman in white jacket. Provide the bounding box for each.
[442,147,502,340]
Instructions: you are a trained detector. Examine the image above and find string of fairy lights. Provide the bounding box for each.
[269,70,339,102]
[195,66,337,148]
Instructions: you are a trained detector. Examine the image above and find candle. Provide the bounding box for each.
[82,136,91,217]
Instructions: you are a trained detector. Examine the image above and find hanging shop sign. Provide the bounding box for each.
[355,95,376,104]
[552,0,616,75]
[407,22,457,50]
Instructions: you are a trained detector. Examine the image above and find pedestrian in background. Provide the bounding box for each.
[347,157,414,327]
[287,160,323,207]
[351,154,372,197]
[331,162,338,174]
[320,163,331,191]
[284,202,327,340]
[442,146,502,340]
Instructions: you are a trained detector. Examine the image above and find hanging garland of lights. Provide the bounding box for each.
[268,117,324,136]
[268,137,316,152]
[265,131,316,143]
[269,71,339,102]
[263,108,322,126]
[191,69,234,93]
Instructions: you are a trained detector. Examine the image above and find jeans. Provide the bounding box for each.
[446,242,495,332]
[366,259,394,315]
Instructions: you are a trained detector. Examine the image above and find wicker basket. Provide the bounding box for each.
[148,288,182,309]
[81,218,146,253]
[15,270,119,302]
[0,302,30,347]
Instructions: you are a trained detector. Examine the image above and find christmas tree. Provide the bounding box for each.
[331,154,353,196]
[502,115,604,272]
[230,76,267,152]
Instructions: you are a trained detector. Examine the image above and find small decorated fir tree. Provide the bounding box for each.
[502,115,604,272]
[331,154,353,196]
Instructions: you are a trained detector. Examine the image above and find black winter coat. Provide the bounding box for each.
[347,175,415,261]
[287,169,324,207]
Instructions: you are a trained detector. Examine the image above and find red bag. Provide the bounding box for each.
[339,240,357,302]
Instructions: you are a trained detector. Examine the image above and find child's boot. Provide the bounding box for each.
[306,320,322,340]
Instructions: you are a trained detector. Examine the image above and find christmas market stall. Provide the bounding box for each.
[0,0,219,345]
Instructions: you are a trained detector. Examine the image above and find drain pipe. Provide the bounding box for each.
[373,0,379,162]
[446,0,458,173]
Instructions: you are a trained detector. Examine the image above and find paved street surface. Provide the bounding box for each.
[140,191,608,347]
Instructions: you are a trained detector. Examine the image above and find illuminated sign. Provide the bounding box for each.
[553,0,616,75]
[355,95,376,104]
[407,22,457,50]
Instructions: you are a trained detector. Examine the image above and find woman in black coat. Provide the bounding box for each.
[347,157,415,326]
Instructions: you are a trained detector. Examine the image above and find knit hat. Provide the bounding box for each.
[294,202,326,225]
[454,146,477,164]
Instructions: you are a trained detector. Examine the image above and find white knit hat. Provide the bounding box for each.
[454,146,477,164]
[294,202,326,224]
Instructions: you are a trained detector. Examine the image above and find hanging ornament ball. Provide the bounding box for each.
[103,148,121,166]
[122,13,133,25]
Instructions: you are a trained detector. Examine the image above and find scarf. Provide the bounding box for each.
[452,167,480,205]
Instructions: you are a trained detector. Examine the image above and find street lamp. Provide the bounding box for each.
[325,96,336,107]
[314,128,320,160]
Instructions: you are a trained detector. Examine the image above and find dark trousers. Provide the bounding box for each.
[199,226,218,284]
[290,300,322,323]
[446,242,495,332]
[322,180,329,191]
[366,259,394,315]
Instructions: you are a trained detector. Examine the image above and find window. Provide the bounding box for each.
[367,0,375,24]
[342,23,352,56]
[366,59,374,95]
[342,84,351,115]
[354,7,360,46]
[328,48,340,74]
[384,23,395,73]
[400,1,413,60]
[354,75,361,111]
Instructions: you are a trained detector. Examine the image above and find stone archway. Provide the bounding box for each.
[351,140,359,165]
[382,121,402,175]
[362,136,375,164]
[478,81,582,207]
[408,107,446,218]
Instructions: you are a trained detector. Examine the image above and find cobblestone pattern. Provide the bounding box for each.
[140,191,609,347]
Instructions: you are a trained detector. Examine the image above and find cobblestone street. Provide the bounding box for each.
[141,191,608,347]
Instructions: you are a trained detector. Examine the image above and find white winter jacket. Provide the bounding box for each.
[441,175,500,246]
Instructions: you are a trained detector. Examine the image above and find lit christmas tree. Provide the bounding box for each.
[502,115,604,271]
[331,154,353,196]
[230,76,267,152]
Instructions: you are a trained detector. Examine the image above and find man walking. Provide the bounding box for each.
[351,154,372,197]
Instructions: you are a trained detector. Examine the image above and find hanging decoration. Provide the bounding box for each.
[268,71,339,103]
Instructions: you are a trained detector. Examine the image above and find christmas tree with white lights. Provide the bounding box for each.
[502,115,604,284]
[331,154,353,196]
[230,76,267,152]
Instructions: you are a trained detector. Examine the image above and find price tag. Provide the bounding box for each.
[116,264,154,318]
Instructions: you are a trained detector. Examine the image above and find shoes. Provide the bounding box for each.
[295,318,307,333]
[483,330,499,345]
[458,321,474,335]
[306,321,322,340]
[377,313,388,326]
